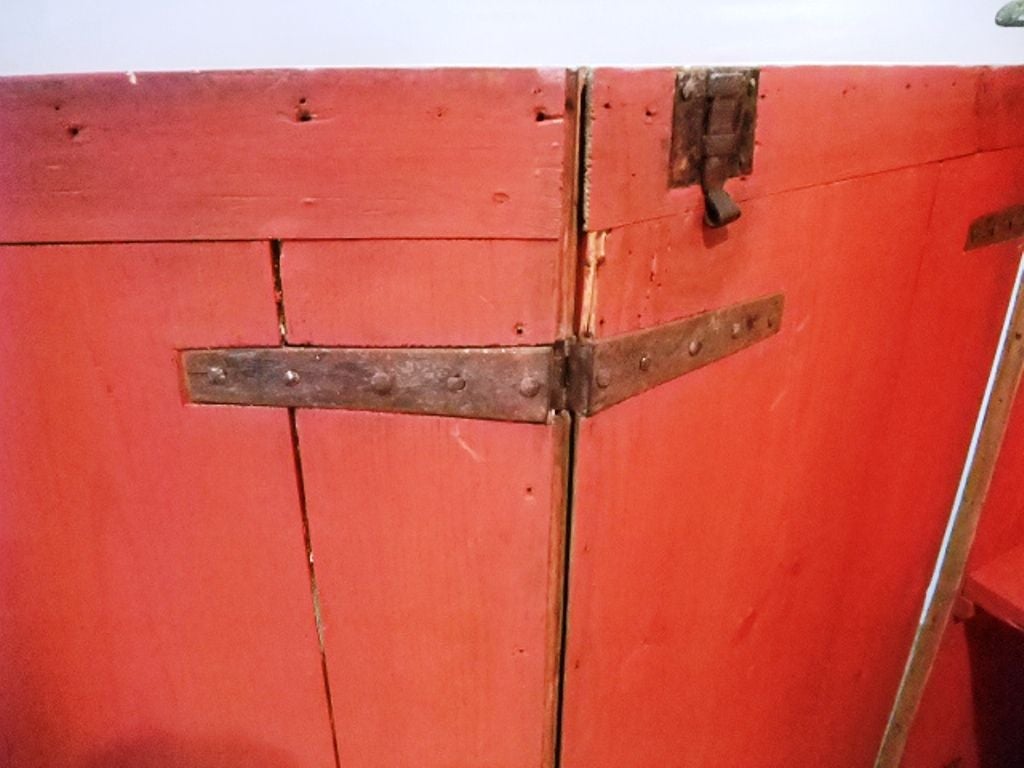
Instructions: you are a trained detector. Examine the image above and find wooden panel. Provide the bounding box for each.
[963,341,1024,574]
[282,139,575,763]
[0,69,569,243]
[296,411,568,768]
[0,243,334,766]
[900,251,1024,767]
[900,624,980,768]
[563,135,1024,765]
[979,67,1024,152]
[901,612,1024,768]
[281,240,563,346]
[582,66,1024,232]
[965,544,1024,630]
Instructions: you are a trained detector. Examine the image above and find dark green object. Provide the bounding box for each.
[996,0,1024,26]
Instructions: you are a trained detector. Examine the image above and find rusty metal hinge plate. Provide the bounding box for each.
[965,204,1024,250]
[670,68,759,227]
[184,345,564,423]
[568,293,783,415]
[183,295,783,423]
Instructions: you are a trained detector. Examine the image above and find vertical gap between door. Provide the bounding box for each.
[272,240,343,768]
[552,68,591,768]
[552,414,580,768]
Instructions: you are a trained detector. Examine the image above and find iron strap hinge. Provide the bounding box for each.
[669,68,760,228]
[183,294,784,423]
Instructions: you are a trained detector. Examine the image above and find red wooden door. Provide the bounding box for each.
[559,67,1024,768]
[0,69,578,767]
[3,66,1024,768]
[0,242,336,766]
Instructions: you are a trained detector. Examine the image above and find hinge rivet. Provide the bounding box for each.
[446,374,467,392]
[596,369,612,388]
[207,366,227,385]
[518,376,542,399]
[284,369,301,387]
[639,354,652,371]
[688,339,703,356]
[370,372,394,394]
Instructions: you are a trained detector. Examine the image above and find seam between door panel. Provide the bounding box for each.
[273,239,343,768]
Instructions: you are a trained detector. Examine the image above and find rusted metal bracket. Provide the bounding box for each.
[568,293,783,416]
[183,294,784,423]
[669,68,759,228]
[965,204,1024,250]
[184,345,564,423]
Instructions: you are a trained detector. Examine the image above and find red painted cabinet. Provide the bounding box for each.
[2,66,1024,767]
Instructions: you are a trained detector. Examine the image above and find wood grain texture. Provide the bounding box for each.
[281,240,563,347]
[878,149,1024,768]
[899,254,1024,768]
[283,199,576,762]
[583,66,1024,232]
[0,69,569,243]
[295,411,568,768]
[978,67,1024,152]
[562,148,1023,767]
[0,242,335,767]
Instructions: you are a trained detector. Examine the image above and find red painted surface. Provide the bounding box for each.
[584,67,998,231]
[295,412,568,768]
[270,71,578,768]
[904,271,1024,766]
[563,68,1024,768]
[4,65,1024,768]
[965,544,1024,630]
[978,67,1024,151]
[283,233,571,764]
[281,240,564,347]
[0,69,569,242]
[0,243,334,766]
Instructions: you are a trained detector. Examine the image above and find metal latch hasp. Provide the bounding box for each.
[669,68,760,228]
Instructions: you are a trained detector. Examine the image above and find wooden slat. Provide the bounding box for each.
[296,411,569,768]
[281,141,577,761]
[583,66,1024,232]
[281,240,564,347]
[0,242,335,766]
[0,69,569,243]
[562,140,1024,766]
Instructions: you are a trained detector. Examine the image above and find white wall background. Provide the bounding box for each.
[1,0,1021,75]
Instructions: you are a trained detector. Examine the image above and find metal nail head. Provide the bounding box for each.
[370,372,394,394]
[518,376,542,399]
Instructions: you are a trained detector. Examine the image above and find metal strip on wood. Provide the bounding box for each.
[570,294,784,416]
[183,295,783,422]
[183,345,563,423]
[965,204,1024,250]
